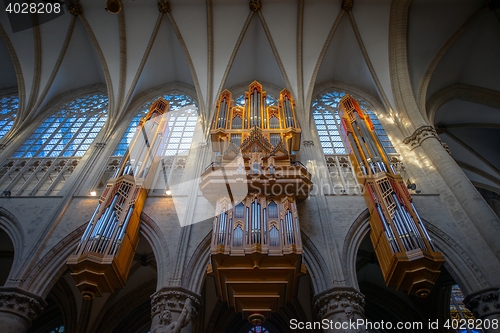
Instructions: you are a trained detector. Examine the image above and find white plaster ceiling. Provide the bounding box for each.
[0,0,499,191]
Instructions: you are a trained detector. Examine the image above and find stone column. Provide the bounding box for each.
[465,288,500,333]
[0,288,46,333]
[150,287,201,333]
[405,126,500,260]
[314,287,366,333]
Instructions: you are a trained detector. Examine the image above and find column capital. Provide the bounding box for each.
[464,288,500,319]
[150,287,201,333]
[0,287,46,323]
[403,125,451,155]
[313,287,365,320]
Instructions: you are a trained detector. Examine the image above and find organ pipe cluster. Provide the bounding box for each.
[67,99,170,299]
[202,82,311,322]
[339,94,444,297]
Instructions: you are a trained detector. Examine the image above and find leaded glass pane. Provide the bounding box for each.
[312,91,396,155]
[113,94,198,157]
[0,94,18,138]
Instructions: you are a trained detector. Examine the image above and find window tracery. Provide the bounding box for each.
[99,93,198,193]
[312,90,402,194]
[0,93,108,196]
[0,94,18,139]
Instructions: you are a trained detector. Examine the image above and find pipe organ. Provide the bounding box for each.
[67,99,170,299]
[338,94,444,298]
[201,81,312,322]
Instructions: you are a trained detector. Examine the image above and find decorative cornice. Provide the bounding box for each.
[313,287,365,319]
[0,288,46,322]
[464,288,500,319]
[403,125,451,155]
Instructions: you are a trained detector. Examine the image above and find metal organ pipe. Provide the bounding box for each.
[411,203,436,251]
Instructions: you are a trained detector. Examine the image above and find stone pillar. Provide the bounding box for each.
[405,126,500,259]
[0,288,46,333]
[465,288,500,333]
[314,287,366,333]
[150,287,201,333]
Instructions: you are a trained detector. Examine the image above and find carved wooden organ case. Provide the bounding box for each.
[67,99,170,299]
[200,81,312,322]
[339,94,444,297]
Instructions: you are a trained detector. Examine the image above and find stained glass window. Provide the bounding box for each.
[0,93,108,196]
[248,326,269,333]
[12,94,108,158]
[450,284,482,333]
[312,91,396,155]
[0,95,18,139]
[113,94,197,157]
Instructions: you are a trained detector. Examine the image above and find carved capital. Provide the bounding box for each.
[249,0,262,12]
[314,287,365,320]
[403,125,451,155]
[465,288,500,319]
[0,288,46,323]
[158,0,171,14]
[303,140,314,147]
[342,0,354,11]
[150,287,201,333]
[95,142,106,149]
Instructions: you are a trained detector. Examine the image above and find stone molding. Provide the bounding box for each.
[465,288,500,319]
[403,125,451,155]
[313,287,365,319]
[150,287,201,333]
[0,288,46,322]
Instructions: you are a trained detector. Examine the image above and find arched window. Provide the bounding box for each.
[312,90,399,194]
[248,325,269,333]
[0,94,18,139]
[449,284,482,333]
[0,93,108,196]
[98,93,198,193]
[113,93,197,157]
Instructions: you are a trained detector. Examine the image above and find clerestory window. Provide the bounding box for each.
[0,94,18,139]
[312,90,400,195]
[0,93,108,196]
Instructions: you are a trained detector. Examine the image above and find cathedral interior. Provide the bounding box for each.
[1,0,500,332]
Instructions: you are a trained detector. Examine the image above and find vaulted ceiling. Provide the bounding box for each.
[1,0,499,192]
